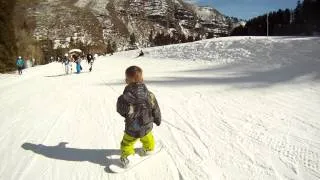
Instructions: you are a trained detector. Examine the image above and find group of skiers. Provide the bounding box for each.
[15,49,149,76]
[61,53,95,74]
[15,53,96,75]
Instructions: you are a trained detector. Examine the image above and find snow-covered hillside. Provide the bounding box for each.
[0,37,320,180]
[21,0,236,50]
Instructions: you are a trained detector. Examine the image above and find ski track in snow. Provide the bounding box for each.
[0,36,320,180]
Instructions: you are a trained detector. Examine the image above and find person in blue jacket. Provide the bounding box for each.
[16,56,25,75]
[72,54,81,74]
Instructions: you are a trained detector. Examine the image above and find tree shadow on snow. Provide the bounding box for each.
[106,59,320,88]
[21,142,132,173]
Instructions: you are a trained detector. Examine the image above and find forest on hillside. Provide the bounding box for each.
[231,0,320,36]
[0,0,17,73]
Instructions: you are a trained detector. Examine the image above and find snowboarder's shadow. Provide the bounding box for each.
[44,72,90,78]
[44,74,69,77]
[21,142,136,173]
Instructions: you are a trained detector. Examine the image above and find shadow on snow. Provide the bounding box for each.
[21,142,130,173]
[44,72,90,77]
[105,59,320,88]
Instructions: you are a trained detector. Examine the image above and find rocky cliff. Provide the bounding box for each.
[19,0,240,51]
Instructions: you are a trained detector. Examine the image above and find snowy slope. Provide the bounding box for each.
[0,37,320,180]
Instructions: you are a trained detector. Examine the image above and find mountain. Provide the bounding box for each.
[16,0,241,52]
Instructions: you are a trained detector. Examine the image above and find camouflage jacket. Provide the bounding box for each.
[117,83,161,138]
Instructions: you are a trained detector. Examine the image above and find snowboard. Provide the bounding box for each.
[108,143,163,173]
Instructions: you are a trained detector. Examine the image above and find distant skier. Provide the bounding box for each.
[62,54,70,74]
[16,56,25,75]
[137,50,144,57]
[94,53,98,59]
[116,65,161,168]
[86,53,93,64]
[72,54,81,74]
[87,53,94,72]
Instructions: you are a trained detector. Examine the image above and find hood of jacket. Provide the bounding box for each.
[123,83,148,105]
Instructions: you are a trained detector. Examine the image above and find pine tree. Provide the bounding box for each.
[106,40,113,54]
[294,0,303,24]
[148,30,154,46]
[69,37,75,49]
[187,36,194,42]
[194,34,201,41]
[129,33,136,45]
[283,9,291,25]
[231,0,320,36]
[112,42,117,52]
[179,34,186,43]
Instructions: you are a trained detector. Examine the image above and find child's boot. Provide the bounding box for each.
[120,157,129,168]
[139,149,154,156]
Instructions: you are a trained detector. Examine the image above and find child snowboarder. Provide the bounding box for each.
[116,65,161,168]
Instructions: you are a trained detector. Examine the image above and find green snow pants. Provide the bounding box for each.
[120,131,155,158]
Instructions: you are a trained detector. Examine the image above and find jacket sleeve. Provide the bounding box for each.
[117,95,129,117]
[149,92,161,126]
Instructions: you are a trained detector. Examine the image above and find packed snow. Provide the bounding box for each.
[0,36,320,180]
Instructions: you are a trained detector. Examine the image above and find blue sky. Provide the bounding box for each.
[191,0,298,20]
